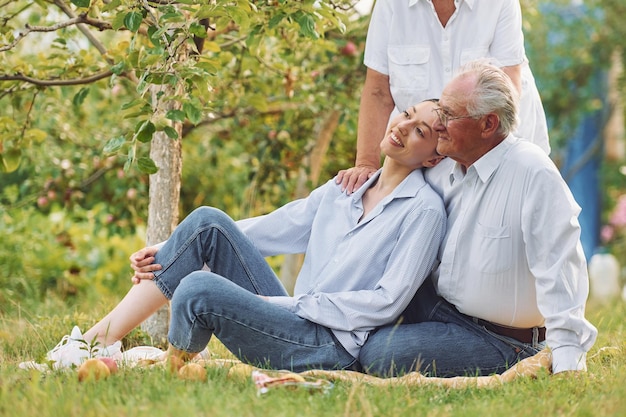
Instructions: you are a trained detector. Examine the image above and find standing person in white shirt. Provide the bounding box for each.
[20,100,447,373]
[337,0,550,194]
[358,61,597,377]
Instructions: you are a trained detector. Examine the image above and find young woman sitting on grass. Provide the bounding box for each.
[21,99,446,373]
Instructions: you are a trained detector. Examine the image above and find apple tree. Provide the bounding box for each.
[0,0,366,342]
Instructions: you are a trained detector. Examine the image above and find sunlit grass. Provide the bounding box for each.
[1,295,625,417]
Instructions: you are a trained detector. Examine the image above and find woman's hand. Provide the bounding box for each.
[130,246,162,284]
[335,165,378,195]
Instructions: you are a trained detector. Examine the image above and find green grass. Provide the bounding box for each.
[1,296,625,417]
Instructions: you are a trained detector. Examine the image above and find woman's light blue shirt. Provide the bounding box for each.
[237,169,445,357]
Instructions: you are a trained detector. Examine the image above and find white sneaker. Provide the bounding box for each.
[19,326,123,371]
[194,346,211,361]
[122,346,165,364]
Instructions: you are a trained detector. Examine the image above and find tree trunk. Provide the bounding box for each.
[605,50,625,161]
[140,89,183,347]
[279,110,341,293]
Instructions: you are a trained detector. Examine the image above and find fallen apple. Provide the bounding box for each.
[98,357,118,374]
[178,363,207,381]
[77,358,110,382]
[227,363,255,381]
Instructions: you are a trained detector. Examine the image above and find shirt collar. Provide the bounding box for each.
[352,168,427,202]
[408,0,475,10]
[448,135,517,185]
[472,135,516,182]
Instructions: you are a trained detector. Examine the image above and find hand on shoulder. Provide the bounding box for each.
[335,165,378,195]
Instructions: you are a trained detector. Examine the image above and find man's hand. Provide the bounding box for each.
[335,165,378,195]
[130,246,162,284]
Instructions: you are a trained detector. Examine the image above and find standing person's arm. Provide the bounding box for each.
[502,64,522,95]
[336,68,395,194]
[490,0,524,95]
[337,0,395,194]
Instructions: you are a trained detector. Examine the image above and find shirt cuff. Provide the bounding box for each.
[551,346,587,373]
[265,296,296,313]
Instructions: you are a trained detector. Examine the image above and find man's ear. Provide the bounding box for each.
[424,155,446,168]
[481,113,499,136]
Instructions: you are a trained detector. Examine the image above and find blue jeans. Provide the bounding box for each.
[151,206,358,372]
[359,279,544,377]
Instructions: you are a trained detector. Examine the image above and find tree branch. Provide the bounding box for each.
[0,70,114,86]
[0,15,112,53]
[19,89,40,142]
[53,0,110,62]
[181,101,303,137]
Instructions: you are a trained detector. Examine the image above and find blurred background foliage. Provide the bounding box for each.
[1,0,625,314]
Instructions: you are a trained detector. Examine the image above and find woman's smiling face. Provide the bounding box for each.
[380,100,441,169]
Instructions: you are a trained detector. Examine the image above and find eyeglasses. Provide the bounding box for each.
[432,107,477,127]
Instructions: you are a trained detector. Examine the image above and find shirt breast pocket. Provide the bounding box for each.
[388,45,430,92]
[473,222,512,274]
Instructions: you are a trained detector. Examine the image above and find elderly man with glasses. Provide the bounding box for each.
[358,60,597,378]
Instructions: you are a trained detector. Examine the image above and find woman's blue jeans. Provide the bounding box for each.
[358,279,545,377]
[151,206,358,372]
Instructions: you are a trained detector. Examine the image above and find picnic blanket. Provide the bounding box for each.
[125,346,553,389]
[299,349,552,388]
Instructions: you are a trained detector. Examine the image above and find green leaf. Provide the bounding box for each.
[70,0,90,7]
[164,126,179,139]
[110,61,125,75]
[121,98,146,110]
[196,5,215,20]
[137,157,158,174]
[294,13,319,40]
[102,0,121,12]
[103,136,125,154]
[227,7,250,28]
[72,87,90,107]
[0,148,21,173]
[111,12,126,31]
[135,120,156,143]
[183,103,202,125]
[196,59,218,74]
[247,94,268,112]
[202,41,221,53]
[268,13,286,29]
[124,152,133,172]
[147,26,161,47]
[189,22,207,38]
[124,12,143,32]
[24,129,47,143]
[166,109,186,123]
[161,11,185,23]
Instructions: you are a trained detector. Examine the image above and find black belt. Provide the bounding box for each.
[472,317,546,344]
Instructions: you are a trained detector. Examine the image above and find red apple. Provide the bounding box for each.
[77,358,110,382]
[98,357,118,374]
[340,41,358,57]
